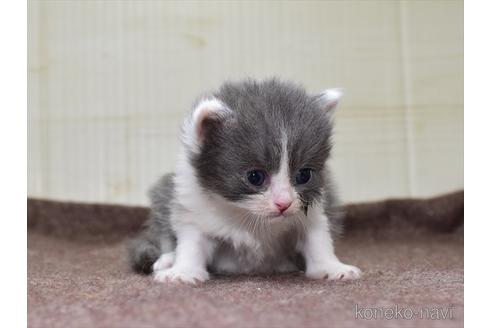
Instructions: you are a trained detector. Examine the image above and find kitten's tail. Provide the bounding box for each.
[127,235,161,275]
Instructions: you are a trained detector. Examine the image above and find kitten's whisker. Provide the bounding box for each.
[242,212,255,234]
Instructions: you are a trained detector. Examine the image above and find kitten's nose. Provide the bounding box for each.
[275,200,292,213]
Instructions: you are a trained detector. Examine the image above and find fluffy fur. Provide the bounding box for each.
[128,78,361,283]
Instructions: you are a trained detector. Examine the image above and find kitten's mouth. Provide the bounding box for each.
[265,212,292,221]
[265,215,285,223]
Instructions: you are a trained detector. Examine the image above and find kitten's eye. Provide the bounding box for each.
[247,170,266,186]
[295,168,312,185]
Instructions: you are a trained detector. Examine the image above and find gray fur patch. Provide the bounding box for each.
[128,174,176,274]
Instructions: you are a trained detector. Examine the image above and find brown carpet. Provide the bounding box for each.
[27,191,464,328]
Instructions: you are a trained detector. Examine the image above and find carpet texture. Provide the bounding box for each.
[27,191,464,328]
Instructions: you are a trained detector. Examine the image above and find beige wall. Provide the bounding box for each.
[28,0,463,205]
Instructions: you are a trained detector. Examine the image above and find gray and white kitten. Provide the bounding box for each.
[128,79,361,283]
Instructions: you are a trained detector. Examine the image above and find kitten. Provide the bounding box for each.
[128,78,361,284]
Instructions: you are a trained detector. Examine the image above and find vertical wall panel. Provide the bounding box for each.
[401,0,464,197]
[27,0,463,205]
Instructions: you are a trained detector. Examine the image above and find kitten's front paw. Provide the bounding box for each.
[306,262,361,281]
[152,252,175,272]
[153,267,210,284]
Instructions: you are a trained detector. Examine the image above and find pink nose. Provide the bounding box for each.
[275,201,292,213]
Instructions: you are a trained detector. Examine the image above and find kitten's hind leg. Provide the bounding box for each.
[152,251,175,272]
[128,236,162,274]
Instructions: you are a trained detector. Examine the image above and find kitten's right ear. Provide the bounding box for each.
[182,97,231,153]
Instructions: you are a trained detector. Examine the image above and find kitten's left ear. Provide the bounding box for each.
[313,88,343,117]
[182,97,231,153]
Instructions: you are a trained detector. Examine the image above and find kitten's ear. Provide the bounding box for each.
[182,97,231,153]
[313,88,343,117]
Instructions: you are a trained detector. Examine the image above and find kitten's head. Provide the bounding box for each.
[182,79,341,221]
